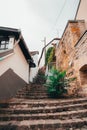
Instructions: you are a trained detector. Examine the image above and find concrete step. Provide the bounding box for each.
[0,118,87,129]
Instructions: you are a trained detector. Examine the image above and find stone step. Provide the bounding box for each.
[16,84,48,99]
[18,90,47,94]
[28,84,46,88]
[1,98,87,108]
[29,89,46,91]
[15,95,48,99]
[17,92,48,95]
[18,88,47,91]
[0,102,87,114]
[0,109,87,121]
[0,118,87,129]
[25,86,46,89]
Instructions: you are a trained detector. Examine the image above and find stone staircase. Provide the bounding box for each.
[0,84,87,129]
[16,84,49,99]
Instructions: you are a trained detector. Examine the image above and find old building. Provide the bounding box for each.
[74,0,87,95]
[0,27,35,99]
[74,30,87,95]
[56,20,87,95]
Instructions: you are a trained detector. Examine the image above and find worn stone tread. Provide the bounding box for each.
[0,102,87,112]
[1,97,87,106]
[0,109,87,121]
[0,117,87,129]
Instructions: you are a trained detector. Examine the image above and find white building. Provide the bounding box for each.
[0,27,35,99]
[30,51,39,82]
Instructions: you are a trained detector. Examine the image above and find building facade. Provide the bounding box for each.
[56,20,87,95]
[0,27,35,99]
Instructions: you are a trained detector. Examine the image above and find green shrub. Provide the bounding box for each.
[44,67,70,98]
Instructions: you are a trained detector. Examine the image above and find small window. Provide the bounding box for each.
[0,40,9,50]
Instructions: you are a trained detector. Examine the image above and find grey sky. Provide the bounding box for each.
[0,0,80,55]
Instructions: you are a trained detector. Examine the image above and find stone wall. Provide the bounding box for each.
[56,20,86,70]
[74,31,87,96]
[56,20,87,95]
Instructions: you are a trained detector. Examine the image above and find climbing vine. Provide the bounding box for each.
[45,47,55,65]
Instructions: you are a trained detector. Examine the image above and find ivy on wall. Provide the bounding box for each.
[45,47,55,65]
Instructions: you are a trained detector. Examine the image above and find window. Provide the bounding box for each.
[0,40,9,50]
[0,36,9,50]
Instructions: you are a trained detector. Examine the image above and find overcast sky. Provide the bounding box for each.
[0,0,80,55]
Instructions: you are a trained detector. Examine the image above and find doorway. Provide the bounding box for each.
[79,64,87,85]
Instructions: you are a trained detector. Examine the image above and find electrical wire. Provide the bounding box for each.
[48,0,80,38]
[50,0,67,32]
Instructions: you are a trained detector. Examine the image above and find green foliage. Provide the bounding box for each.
[44,67,70,98]
[48,47,55,64]
[45,47,55,65]
[33,68,46,85]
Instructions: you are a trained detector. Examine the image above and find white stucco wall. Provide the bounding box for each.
[30,54,38,82]
[0,44,29,83]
